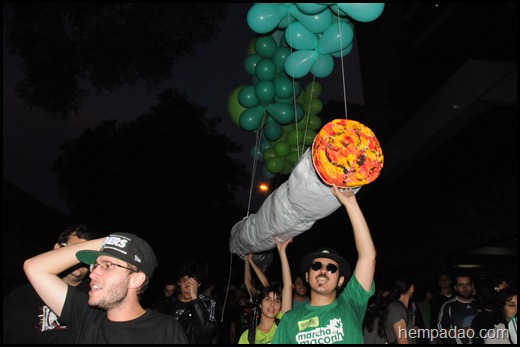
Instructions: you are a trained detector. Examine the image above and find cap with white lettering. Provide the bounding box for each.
[76,233,157,278]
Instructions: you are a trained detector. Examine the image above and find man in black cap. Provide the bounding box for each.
[23,232,188,344]
[273,185,377,344]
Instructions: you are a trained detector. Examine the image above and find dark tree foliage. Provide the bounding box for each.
[52,89,248,262]
[4,3,228,120]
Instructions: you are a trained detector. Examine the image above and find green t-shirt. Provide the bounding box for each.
[238,312,284,344]
[272,275,374,344]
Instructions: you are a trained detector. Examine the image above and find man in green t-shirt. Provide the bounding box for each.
[273,185,376,344]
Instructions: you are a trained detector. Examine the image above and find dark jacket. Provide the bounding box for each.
[169,294,219,344]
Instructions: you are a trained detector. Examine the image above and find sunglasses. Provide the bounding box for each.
[311,261,338,274]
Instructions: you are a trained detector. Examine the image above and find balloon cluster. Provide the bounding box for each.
[248,3,384,79]
[228,3,385,178]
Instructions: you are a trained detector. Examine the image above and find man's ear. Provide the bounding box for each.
[338,275,345,288]
[53,243,60,250]
[130,272,146,289]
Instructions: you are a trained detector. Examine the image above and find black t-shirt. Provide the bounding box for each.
[60,286,188,343]
[3,280,90,344]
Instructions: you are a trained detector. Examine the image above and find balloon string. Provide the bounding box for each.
[337,9,349,121]
[246,125,263,217]
[220,251,234,323]
[301,77,315,157]
[286,12,302,160]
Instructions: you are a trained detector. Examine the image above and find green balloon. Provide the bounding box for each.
[266,156,285,174]
[262,147,277,162]
[286,151,301,165]
[287,129,304,146]
[280,160,293,175]
[228,85,246,126]
[274,140,290,157]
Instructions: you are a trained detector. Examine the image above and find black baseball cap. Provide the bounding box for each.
[76,232,158,278]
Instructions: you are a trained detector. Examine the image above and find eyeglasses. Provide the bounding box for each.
[90,261,138,273]
[311,261,339,274]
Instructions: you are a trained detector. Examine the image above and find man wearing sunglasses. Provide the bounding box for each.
[273,184,376,344]
[23,232,188,344]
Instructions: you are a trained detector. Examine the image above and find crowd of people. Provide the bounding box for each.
[3,185,517,344]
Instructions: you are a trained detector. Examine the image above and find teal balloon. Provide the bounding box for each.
[247,3,287,34]
[293,80,302,98]
[266,103,295,125]
[272,46,292,73]
[260,140,272,152]
[255,80,276,104]
[249,146,263,161]
[228,85,246,126]
[254,35,278,58]
[255,58,277,80]
[317,21,354,55]
[331,42,354,58]
[294,3,328,15]
[274,75,294,99]
[239,106,265,131]
[312,54,334,78]
[337,3,385,23]
[266,156,285,174]
[262,166,277,179]
[284,50,318,78]
[274,95,295,104]
[292,7,333,34]
[244,54,262,76]
[277,12,296,30]
[238,85,258,108]
[263,117,283,141]
[295,104,304,122]
[285,22,318,51]
[274,140,290,157]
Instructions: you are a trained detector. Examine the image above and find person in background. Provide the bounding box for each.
[153,278,177,313]
[383,277,417,344]
[430,272,455,333]
[273,185,376,344]
[238,237,293,344]
[22,232,188,343]
[363,288,393,344]
[483,287,517,344]
[438,273,480,344]
[244,253,270,304]
[167,259,219,344]
[292,274,310,309]
[3,224,98,344]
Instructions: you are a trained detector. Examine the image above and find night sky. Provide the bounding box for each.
[3,4,364,215]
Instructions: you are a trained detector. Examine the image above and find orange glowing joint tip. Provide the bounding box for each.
[259,184,269,192]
